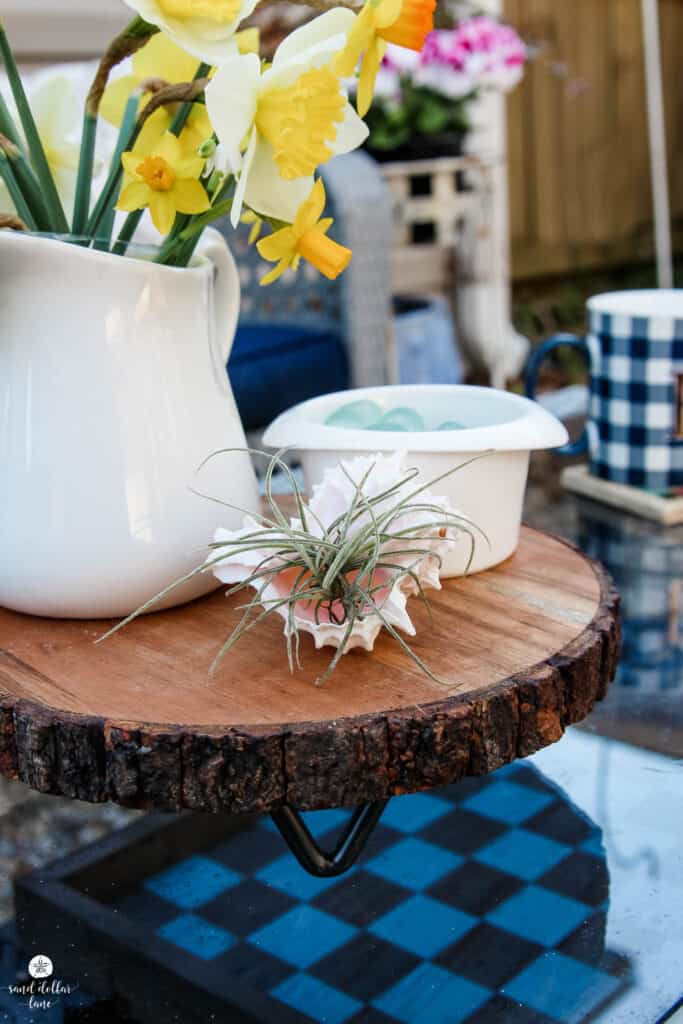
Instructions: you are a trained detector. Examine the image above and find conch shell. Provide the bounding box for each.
[211,452,462,654]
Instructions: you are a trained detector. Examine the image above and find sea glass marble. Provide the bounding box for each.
[438,420,466,430]
[369,407,425,432]
[325,399,383,429]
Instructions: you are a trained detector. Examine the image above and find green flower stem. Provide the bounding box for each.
[92,94,141,251]
[86,119,141,241]
[90,61,211,258]
[112,209,143,256]
[0,149,37,229]
[0,136,51,230]
[76,17,158,243]
[168,181,234,269]
[0,19,68,232]
[71,112,97,237]
[169,63,210,137]
[0,88,21,150]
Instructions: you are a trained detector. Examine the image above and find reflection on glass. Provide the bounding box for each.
[10,763,633,1024]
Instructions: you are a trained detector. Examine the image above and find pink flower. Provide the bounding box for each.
[412,17,526,96]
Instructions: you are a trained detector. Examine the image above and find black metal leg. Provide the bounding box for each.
[269,800,389,877]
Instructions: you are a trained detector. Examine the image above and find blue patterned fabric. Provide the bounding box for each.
[587,309,683,491]
[116,763,627,1024]
[228,323,349,430]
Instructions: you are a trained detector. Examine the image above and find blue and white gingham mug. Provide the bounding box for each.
[526,290,683,492]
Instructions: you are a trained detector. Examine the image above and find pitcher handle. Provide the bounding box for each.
[200,229,241,365]
[525,333,591,456]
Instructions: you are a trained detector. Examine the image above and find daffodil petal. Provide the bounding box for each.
[242,138,313,223]
[236,27,260,54]
[206,52,260,172]
[100,75,138,127]
[148,191,176,234]
[29,75,77,148]
[375,0,403,30]
[259,257,291,286]
[134,108,172,156]
[156,132,182,165]
[293,178,326,234]
[172,178,211,214]
[174,152,207,178]
[272,8,356,67]
[122,0,251,64]
[335,6,375,76]
[116,181,150,212]
[133,31,201,83]
[121,152,142,178]
[357,38,386,117]
[230,125,257,227]
[329,100,370,155]
[178,105,213,152]
[257,225,297,261]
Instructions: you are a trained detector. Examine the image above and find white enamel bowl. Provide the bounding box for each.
[263,385,568,576]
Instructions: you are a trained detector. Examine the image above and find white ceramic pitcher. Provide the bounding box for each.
[0,229,259,618]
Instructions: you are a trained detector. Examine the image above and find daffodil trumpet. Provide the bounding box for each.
[256,178,351,284]
[337,0,436,115]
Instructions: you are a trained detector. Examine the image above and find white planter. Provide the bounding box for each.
[263,385,568,576]
[0,229,259,618]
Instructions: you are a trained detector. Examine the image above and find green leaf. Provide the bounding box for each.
[0,88,22,151]
[71,112,97,236]
[86,107,140,241]
[92,93,140,251]
[0,21,68,232]
[111,209,143,256]
[0,149,37,229]
[0,140,51,230]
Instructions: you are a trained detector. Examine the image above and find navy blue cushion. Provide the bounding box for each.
[228,323,349,430]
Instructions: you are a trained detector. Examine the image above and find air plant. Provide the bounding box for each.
[100,449,487,686]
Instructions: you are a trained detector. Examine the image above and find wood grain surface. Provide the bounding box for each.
[0,528,620,813]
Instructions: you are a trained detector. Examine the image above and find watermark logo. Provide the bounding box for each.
[28,955,53,980]
[6,956,77,1010]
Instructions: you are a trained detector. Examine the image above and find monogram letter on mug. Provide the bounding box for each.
[526,290,683,492]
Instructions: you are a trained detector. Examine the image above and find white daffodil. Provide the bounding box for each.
[0,68,115,221]
[123,0,258,65]
[205,9,369,226]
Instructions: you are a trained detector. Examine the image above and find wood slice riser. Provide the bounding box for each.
[0,550,620,814]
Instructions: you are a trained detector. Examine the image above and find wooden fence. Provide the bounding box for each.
[504,0,683,281]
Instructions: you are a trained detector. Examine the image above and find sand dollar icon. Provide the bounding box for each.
[28,955,53,979]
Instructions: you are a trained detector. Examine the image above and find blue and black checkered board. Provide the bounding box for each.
[115,763,627,1024]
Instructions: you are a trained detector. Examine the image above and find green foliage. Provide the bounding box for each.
[365,80,471,154]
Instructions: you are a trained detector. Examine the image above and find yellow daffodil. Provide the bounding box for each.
[122,0,259,64]
[101,30,258,127]
[206,10,368,227]
[337,0,436,115]
[116,130,210,234]
[117,106,212,201]
[241,209,263,244]
[235,28,260,56]
[100,32,201,126]
[256,179,351,285]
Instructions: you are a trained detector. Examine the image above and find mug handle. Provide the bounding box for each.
[525,333,591,456]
